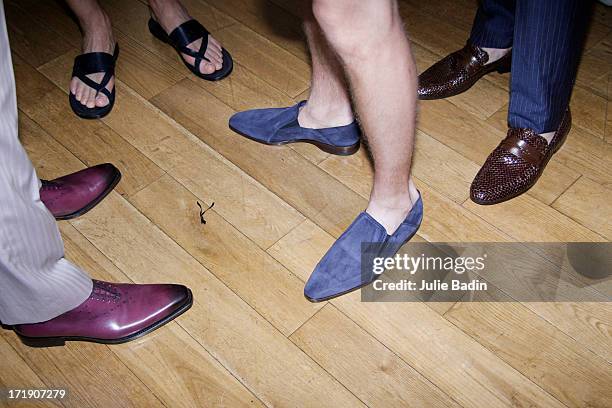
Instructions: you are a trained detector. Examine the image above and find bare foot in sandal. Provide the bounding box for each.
[148,0,232,80]
[66,1,116,114]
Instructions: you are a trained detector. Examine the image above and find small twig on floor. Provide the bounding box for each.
[196,201,215,224]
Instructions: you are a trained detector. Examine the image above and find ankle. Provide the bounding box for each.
[80,8,111,35]
[298,102,354,129]
[366,195,413,235]
[481,46,511,65]
[369,179,419,209]
[81,12,114,52]
[149,0,190,32]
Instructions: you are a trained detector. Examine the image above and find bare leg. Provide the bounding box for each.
[66,0,115,109]
[313,0,419,234]
[148,0,224,74]
[298,16,354,128]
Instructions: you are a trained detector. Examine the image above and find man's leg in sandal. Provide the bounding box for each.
[313,0,419,233]
[65,0,115,109]
[148,0,224,74]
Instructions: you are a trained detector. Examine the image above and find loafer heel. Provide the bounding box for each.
[496,65,510,74]
[17,334,65,348]
[229,101,362,156]
[316,141,360,156]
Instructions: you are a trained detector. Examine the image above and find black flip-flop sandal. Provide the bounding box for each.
[69,44,119,119]
[148,18,233,81]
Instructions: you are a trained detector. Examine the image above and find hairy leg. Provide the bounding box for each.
[313,0,419,234]
[298,15,353,128]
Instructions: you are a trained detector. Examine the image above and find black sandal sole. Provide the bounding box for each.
[69,92,115,119]
[229,124,360,156]
[148,18,233,81]
[16,289,193,348]
[53,166,122,221]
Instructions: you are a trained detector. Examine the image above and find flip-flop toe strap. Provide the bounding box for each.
[72,48,117,100]
[169,19,212,75]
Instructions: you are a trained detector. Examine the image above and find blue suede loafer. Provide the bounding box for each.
[228,101,361,155]
[304,195,423,302]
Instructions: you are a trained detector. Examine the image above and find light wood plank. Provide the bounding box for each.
[129,175,322,336]
[291,305,461,408]
[19,114,85,179]
[606,73,611,144]
[444,288,612,408]
[4,1,73,67]
[113,32,186,99]
[319,130,479,204]
[463,193,605,242]
[69,192,364,407]
[0,336,62,408]
[205,0,308,62]
[151,78,366,238]
[3,331,165,408]
[402,0,476,32]
[519,302,612,363]
[552,176,612,240]
[214,24,310,97]
[186,63,294,113]
[573,22,611,100]
[571,85,607,140]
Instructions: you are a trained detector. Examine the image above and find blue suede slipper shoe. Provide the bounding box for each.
[304,195,423,302]
[228,101,361,155]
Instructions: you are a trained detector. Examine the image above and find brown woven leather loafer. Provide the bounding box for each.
[470,109,571,205]
[418,43,511,100]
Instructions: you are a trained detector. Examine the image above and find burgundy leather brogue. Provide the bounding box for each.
[418,43,511,100]
[13,280,192,347]
[470,110,571,205]
[40,163,121,220]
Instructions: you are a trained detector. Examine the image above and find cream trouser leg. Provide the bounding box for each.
[0,0,92,325]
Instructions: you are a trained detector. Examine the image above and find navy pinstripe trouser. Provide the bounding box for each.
[469,0,591,133]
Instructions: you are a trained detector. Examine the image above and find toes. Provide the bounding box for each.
[95,93,109,107]
[75,81,85,103]
[204,47,223,70]
[184,35,226,74]
[209,43,223,60]
[95,76,113,107]
[86,87,96,109]
[199,61,216,74]
[204,54,222,71]
[209,37,221,49]
[70,77,78,95]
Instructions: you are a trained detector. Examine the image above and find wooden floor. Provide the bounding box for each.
[2,0,611,407]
